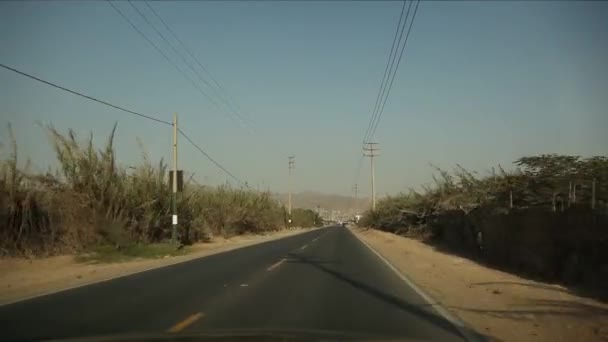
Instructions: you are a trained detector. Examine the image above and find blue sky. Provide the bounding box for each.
[1,1,607,196]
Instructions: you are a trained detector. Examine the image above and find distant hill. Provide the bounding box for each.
[271,191,368,213]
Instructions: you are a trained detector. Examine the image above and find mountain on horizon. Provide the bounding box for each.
[271,191,369,213]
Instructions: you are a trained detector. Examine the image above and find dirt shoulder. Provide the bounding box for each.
[0,228,317,305]
[353,228,608,342]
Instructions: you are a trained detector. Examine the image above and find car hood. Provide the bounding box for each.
[48,328,425,342]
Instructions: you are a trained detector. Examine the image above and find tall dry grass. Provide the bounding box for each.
[1,124,306,257]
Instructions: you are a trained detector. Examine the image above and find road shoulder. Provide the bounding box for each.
[352,227,608,342]
[350,228,482,342]
[0,228,317,305]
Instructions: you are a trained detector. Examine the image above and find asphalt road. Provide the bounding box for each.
[0,226,470,341]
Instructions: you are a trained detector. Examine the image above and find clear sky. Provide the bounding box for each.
[1,1,607,196]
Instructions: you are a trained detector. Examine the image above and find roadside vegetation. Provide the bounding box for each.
[75,243,190,263]
[361,155,608,230]
[360,155,608,293]
[290,208,324,228]
[0,124,322,258]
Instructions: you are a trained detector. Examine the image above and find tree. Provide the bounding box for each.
[515,154,580,210]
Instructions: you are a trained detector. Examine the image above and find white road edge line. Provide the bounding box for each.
[350,229,482,342]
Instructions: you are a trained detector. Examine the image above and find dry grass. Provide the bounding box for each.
[0,123,321,257]
[75,243,190,263]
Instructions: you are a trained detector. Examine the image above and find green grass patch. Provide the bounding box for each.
[76,243,190,264]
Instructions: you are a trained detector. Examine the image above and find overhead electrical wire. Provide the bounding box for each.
[354,0,408,191]
[353,0,421,191]
[362,0,409,145]
[108,1,250,130]
[143,1,253,127]
[107,1,197,92]
[106,1,257,188]
[178,128,251,189]
[0,62,252,189]
[127,1,252,130]
[368,0,421,143]
[0,62,171,126]
[364,0,418,144]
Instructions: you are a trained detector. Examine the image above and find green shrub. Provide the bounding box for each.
[290,208,323,227]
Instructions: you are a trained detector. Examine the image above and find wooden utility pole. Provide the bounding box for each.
[363,143,379,211]
[172,112,178,243]
[288,156,295,225]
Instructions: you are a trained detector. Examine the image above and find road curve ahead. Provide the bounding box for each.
[0,226,470,341]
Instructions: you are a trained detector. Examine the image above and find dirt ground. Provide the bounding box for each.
[353,228,608,342]
[0,228,315,305]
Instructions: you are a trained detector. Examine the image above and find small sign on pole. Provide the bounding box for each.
[169,170,184,192]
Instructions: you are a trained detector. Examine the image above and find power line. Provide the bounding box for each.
[366,0,414,144]
[108,1,190,86]
[108,1,247,130]
[127,1,252,130]
[107,1,204,99]
[368,0,421,143]
[362,0,408,144]
[354,0,409,193]
[365,0,414,144]
[143,1,251,126]
[0,62,171,126]
[353,0,420,194]
[0,62,251,189]
[177,128,251,189]
[143,1,253,128]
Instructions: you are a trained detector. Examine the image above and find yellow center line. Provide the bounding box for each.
[167,312,204,333]
[300,244,308,250]
[267,258,287,271]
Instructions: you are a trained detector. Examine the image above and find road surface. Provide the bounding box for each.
[0,226,470,341]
